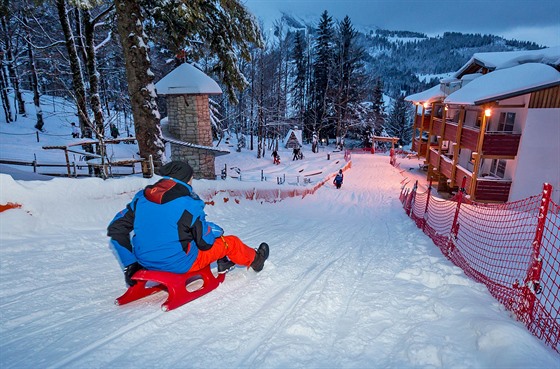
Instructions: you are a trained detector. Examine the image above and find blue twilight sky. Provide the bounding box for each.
[243,0,560,47]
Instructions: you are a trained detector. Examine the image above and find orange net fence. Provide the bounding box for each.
[401,182,559,352]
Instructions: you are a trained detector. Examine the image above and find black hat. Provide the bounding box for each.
[158,161,194,183]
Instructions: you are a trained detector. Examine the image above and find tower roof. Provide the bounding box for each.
[155,63,222,95]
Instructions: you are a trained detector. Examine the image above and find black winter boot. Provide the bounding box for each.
[217,257,235,274]
[251,243,269,272]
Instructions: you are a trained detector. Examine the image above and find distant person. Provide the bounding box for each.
[71,123,80,138]
[107,161,270,287]
[110,123,120,139]
[292,146,300,161]
[272,150,280,165]
[333,169,344,189]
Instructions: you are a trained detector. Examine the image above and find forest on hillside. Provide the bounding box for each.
[0,1,542,170]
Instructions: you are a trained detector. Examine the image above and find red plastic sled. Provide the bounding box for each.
[115,265,225,311]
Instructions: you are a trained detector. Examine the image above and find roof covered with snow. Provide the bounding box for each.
[404,84,444,104]
[406,47,560,107]
[454,46,560,78]
[445,63,560,105]
[284,129,303,148]
[155,63,222,95]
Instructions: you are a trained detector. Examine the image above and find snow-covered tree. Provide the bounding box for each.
[386,93,412,146]
[291,30,307,125]
[311,10,335,151]
[332,15,366,148]
[115,0,263,169]
[114,0,164,168]
[371,78,386,136]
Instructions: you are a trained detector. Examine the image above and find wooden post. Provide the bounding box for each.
[435,104,447,179]
[418,103,426,155]
[450,106,465,186]
[425,102,437,180]
[470,107,491,197]
[64,149,71,177]
[412,103,419,152]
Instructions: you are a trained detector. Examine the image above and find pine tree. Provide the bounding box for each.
[291,30,307,125]
[371,78,386,136]
[144,0,263,104]
[333,15,366,148]
[386,93,412,146]
[312,10,335,151]
[115,0,263,169]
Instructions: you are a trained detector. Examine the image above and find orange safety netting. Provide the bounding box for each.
[401,182,560,353]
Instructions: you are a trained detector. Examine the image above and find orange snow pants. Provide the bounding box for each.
[190,235,256,272]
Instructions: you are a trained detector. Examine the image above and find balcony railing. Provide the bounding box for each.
[482,132,522,157]
[429,153,512,202]
[443,122,458,141]
[412,138,429,157]
[414,115,431,130]
[459,126,479,151]
[439,156,453,179]
[475,178,512,202]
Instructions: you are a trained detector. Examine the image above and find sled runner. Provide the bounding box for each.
[115,265,225,311]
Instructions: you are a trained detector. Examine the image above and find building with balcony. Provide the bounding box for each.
[406,47,560,203]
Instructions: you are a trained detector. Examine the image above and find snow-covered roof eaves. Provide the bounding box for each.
[404,84,444,104]
[454,46,560,79]
[155,63,223,95]
[444,63,560,106]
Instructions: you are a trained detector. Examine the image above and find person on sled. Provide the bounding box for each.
[272,150,280,165]
[333,169,343,189]
[107,161,269,287]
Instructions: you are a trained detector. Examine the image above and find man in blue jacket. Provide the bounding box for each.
[108,161,269,286]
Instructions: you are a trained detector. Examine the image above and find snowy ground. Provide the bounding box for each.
[1,96,558,368]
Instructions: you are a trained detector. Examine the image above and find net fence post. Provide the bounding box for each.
[447,176,467,257]
[519,182,552,323]
[405,180,418,216]
[422,179,433,231]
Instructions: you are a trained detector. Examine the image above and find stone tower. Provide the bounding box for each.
[155,63,227,179]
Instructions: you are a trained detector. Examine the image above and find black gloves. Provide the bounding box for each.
[124,262,143,287]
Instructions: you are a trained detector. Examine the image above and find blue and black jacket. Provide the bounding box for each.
[107,177,218,273]
[334,173,343,184]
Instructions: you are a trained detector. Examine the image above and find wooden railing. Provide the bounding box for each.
[475,179,512,202]
[414,115,431,130]
[443,122,458,142]
[482,132,522,157]
[0,158,142,177]
[459,126,479,151]
[439,156,453,179]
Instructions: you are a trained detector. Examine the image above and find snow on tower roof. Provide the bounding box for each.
[454,46,560,78]
[444,63,560,105]
[404,84,444,104]
[155,63,222,95]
